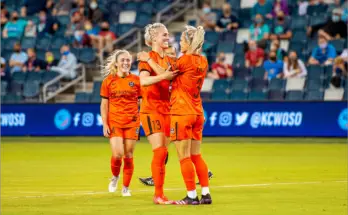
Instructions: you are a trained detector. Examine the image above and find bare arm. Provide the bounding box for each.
[139,69,177,86]
[137,51,166,75]
[100,98,110,137]
[256,58,264,67]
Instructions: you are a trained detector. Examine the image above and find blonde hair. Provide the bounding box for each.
[101,49,132,77]
[144,23,166,47]
[183,25,205,54]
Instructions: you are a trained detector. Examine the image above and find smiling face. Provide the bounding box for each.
[116,52,132,73]
[153,26,170,49]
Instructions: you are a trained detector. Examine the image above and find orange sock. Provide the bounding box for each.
[191,154,209,187]
[110,156,122,177]
[123,157,134,187]
[180,157,196,191]
[151,147,167,197]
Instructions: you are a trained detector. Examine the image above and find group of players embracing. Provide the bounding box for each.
[100,22,212,205]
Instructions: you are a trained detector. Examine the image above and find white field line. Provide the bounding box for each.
[1,180,346,199]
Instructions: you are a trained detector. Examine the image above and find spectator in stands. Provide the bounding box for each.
[342,0,348,22]
[249,14,269,48]
[44,51,58,71]
[73,30,92,48]
[45,0,55,15]
[84,20,100,49]
[318,8,347,40]
[308,36,337,65]
[340,49,348,62]
[9,43,28,73]
[37,10,54,37]
[24,20,37,37]
[271,0,289,17]
[215,3,238,32]
[198,0,216,30]
[283,51,308,78]
[207,52,233,79]
[88,0,103,24]
[2,12,27,38]
[1,1,9,29]
[23,48,43,72]
[20,0,46,16]
[97,21,117,53]
[270,11,292,41]
[51,45,77,79]
[298,0,309,16]
[1,57,10,81]
[66,11,85,36]
[49,21,61,36]
[270,39,287,61]
[263,51,283,80]
[245,40,265,68]
[332,56,347,77]
[76,0,86,16]
[251,0,272,19]
[52,0,73,16]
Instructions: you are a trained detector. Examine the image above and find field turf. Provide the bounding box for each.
[1,137,347,215]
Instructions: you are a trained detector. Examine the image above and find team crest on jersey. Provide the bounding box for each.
[170,128,175,134]
[129,82,134,87]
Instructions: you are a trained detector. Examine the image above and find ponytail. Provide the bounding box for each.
[183,25,205,54]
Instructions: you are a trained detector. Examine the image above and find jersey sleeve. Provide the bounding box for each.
[100,78,109,99]
[138,61,152,74]
[176,56,188,73]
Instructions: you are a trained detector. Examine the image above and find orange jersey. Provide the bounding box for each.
[138,51,175,115]
[170,54,208,115]
[100,73,141,128]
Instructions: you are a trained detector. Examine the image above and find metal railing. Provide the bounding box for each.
[156,0,198,25]
[42,64,86,103]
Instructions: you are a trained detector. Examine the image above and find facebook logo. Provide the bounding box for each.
[209,112,218,126]
[73,113,80,127]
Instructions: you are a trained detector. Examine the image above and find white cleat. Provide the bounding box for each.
[108,176,119,193]
[121,187,131,197]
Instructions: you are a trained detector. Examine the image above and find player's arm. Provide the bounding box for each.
[139,69,177,86]
[100,98,110,137]
[137,51,166,75]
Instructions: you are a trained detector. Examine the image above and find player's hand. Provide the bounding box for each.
[137,51,150,62]
[163,67,179,80]
[103,125,110,137]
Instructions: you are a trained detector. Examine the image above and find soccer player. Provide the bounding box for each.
[170,25,211,205]
[100,49,141,197]
[138,23,178,204]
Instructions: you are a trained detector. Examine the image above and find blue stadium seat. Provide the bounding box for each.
[1,81,8,96]
[292,30,307,43]
[221,31,236,42]
[139,1,153,15]
[212,89,229,100]
[268,90,284,101]
[3,94,22,103]
[331,39,345,54]
[50,37,67,50]
[51,49,61,61]
[233,43,245,56]
[122,1,139,11]
[234,67,250,79]
[248,90,267,101]
[249,78,267,91]
[251,67,265,79]
[90,93,101,103]
[307,65,325,80]
[289,41,305,54]
[56,15,70,26]
[21,37,36,50]
[239,8,251,27]
[35,36,52,51]
[108,0,123,15]
[307,4,328,16]
[117,24,135,35]
[3,38,19,51]
[286,90,304,101]
[78,48,96,64]
[42,71,60,83]
[27,71,43,84]
[227,0,241,10]
[155,0,170,12]
[93,81,102,95]
[135,13,152,27]
[309,15,328,27]
[212,79,230,91]
[304,91,324,100]
[232,55,245,68]
[200,92,211,100]
[306,79,323,91]
[217,41,234,53]
[343,90,347,101]
[205,31,219,44]
[23,81,40,101]
[230,90,247,101]
[2,50,13,61]
[290,16,307,30]
[230,79,248,91]
[70,48,80,59]
[268,78,285,90]
[75,92,91,103]
[211,9,222,18]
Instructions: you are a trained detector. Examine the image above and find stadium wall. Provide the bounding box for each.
[1,102,347,137]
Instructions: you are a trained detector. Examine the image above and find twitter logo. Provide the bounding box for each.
[235,112,249,126]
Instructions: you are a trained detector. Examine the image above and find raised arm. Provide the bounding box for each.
[139,69,177,87]
[137,51,166,75]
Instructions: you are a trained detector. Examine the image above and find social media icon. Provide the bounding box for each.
[96,114,103,126]
[82,112,94,127]
[338,108,348,130]
[235,112,249,126]
[210,112,218,126]
[250,112,261,128]
[219,112,232,127]
[54,109,71,130]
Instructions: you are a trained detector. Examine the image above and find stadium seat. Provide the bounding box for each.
[268,90,284,101]
[306,79,323,91]
[135,13,152,27]
[217,41,234,53]
[230,79,248,91]
[230,90,247,101]
[324,88,344,101]
[2,50,12,61]
[292,30,307,43]
[289,41,305,54]
[233,55,245,68]
[307,65,325,80]
[249,78,267,91]
[307,4,328,16]
[117,24,135,35]
[90,93,101,103]
[212,89,229,100]
[122,1,139,11]
[331,39,345,54]
[78,48,96,64]
[233,43,245,56]
[75,92,91,103]
[248,90,267,101]
[155,0,171,12]
[36,49,46,62]
[119,10,137,24]
[268,78,285,90]
[42,71,60,83]
[35,36,52,51]
[201,78,214,92]
[234,67,250,79]
[212,79,230,91]
[56,15,70,26]
[51,49,62,61]
[21,37,36,50]
[286,77,305,91]
[290,16,307,30]
[251,67,265,79]
[1,81,8,96]
[343,90,347,101]
[221,31,236,42]
[3,94,22,103]
[93,81,102,95]
[11,72,27,85]
[27,71,43,84]
[309,15,328,27]
[3,37,19,51]
[23,81,40,101]
[205,31,219,44]
[305,90,324,100]
[50,37,67,50]
[200,92,211,100]
[139,1,153,15]
[286,90,304,101]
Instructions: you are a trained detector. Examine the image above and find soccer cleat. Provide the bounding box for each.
[121,187,131,197]
[108,176,119,193]
[174,196,200,205]
[199,194,212,204]
[139,176,154,186]
[153,195,173,205]
[196,170,214,185]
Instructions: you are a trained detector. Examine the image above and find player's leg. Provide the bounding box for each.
[108,127,124,192]
[171,115,199,205]
[191,115,212,204]
[140,113,169,204]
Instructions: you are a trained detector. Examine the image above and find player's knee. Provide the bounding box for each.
[124,151,133,158]
[112,152,124,159]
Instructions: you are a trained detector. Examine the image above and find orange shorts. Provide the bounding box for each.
[140,113,170,137]
[170,115,204,141]
[109,125,140,140]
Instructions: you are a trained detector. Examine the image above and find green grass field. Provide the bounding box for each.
[1,137,347,215]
